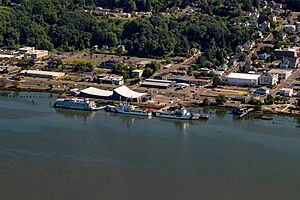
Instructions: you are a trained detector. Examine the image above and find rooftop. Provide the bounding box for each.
[226,73,261,80]
[114,85,146,99]
[80,87,113,97]
[269,69,293,74]
[21,70,65,77]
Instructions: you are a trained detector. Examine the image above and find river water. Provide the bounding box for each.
[0,91,300,200]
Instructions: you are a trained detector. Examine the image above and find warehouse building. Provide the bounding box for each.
[141,79,175,89]
[224,73,261,86]
[21,70,65,79]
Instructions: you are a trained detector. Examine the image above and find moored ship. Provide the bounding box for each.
[155,107,209,120]
[54,98,101,111]
[105,102,152,117]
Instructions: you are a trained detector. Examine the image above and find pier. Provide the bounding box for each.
[238,108,255,119]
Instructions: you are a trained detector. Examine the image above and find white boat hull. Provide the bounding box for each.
[106,106,152,117]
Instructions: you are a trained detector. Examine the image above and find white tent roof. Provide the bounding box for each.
[80,87,113,97]
[114,85,146,99]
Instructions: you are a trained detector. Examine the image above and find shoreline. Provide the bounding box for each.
[1,88,300,118]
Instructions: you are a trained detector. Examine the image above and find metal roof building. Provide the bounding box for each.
[21,70,65,79]
[224,73,261,86]
[112,85,146,102]
[79,87,113,99]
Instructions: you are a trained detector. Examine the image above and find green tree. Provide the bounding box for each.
[142,68,154,78]
[212,76,223,87]
[215,94,227,105]
[265,94,275,105]
[0,79,8,88]
[202,98,210,106]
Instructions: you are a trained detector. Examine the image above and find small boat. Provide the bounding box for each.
[54,98,102,111]
[105,102,152,117]
[155,107,209,120]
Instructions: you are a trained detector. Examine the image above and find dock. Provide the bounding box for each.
[238,108,254,119]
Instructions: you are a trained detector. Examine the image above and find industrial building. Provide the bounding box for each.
[0,65,21,74]
[21,70,65,79]
[78,85,147,102]
[141,79,175,89]
[224,73,261,86]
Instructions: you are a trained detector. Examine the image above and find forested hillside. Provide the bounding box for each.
[0,0,297,65]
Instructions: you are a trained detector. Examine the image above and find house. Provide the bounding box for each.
[280,88,293,97]
[227,59,238,67]
[255,87,270,95]
[135,60,152,67]
[132,69,143,78]
[92,45,99,51]
[279,32,287,40]
[259,53,269,60]
[250,21,259,28]
[243,41,255,51]
[117,45,126,52]
[280,58,299,69]
[101,45,109,50]
[168,6,180,13]
[253,30,263,39]
[259,72,278,86]
[291,35,300,43]
[100,60,121,69]
[235,45,244,52]
[163,64,172,69]
[284,25,296,33]
[269,69,293,81]
[224,73,261,86]
[261,21,270,30]
[216,64,228,71]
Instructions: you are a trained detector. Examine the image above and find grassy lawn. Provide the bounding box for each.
[63,58,102,66]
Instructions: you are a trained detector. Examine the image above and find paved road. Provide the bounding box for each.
[270,68,300,96]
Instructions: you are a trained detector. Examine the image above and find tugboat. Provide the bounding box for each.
[155,107,209,120]
[54,98,102,111]
[105,102,152,117]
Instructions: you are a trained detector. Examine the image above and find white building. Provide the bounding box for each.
[224,73,261,86]
[268,69,293,81]
[132,69,143,78]
[98,74,124,85]
[21,70,65,79]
